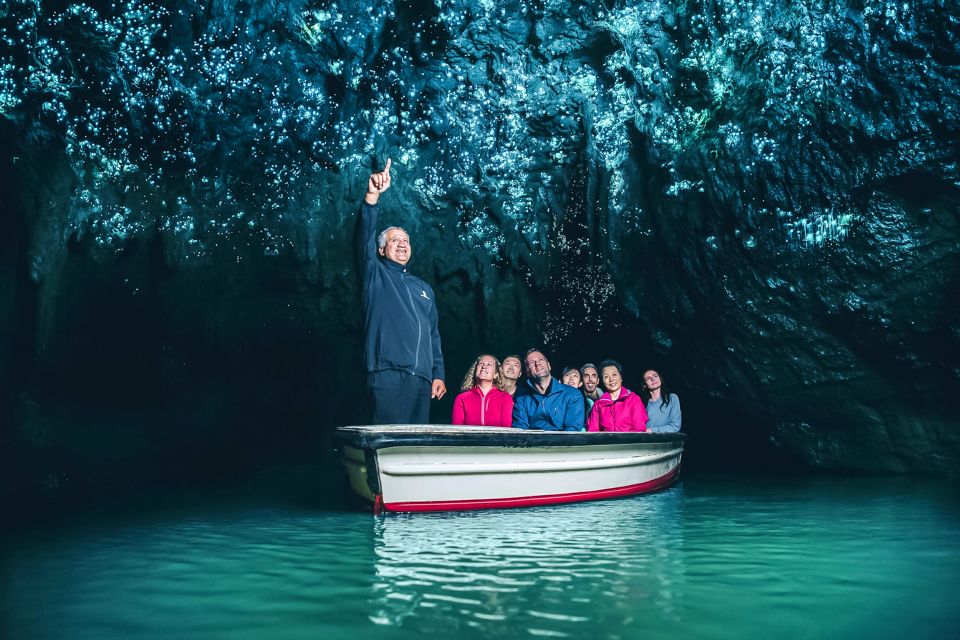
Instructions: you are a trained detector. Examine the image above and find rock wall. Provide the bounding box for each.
[1,0,958,505]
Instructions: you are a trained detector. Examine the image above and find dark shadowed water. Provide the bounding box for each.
[3,473,959,640]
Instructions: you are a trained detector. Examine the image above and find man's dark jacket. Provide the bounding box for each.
[356,203,444,383]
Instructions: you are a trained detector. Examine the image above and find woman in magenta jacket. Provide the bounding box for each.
[451,354,514,427]
[586,359,649,432]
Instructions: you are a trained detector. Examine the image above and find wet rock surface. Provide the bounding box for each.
[1,0,958,505]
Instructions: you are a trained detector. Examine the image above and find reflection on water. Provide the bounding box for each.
[370,488,684,637]
[2,475,959,639]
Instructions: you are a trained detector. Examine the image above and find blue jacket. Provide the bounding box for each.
[512,378,585,431]
[356,203,444,382]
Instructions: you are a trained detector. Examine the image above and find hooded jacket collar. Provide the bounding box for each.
[380,256,408,272]
[525,376,560,396]
[469,385,498,398]
[598,387,634,405]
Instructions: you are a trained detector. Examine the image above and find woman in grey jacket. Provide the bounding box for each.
[642,370,681,433]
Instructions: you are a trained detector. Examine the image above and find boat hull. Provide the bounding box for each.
[335,425,685,513]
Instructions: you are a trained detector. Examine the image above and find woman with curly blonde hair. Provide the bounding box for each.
[451,354,514,427]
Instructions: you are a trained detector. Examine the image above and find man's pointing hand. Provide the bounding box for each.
[365,158,392,205]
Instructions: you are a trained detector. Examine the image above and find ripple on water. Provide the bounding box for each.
[4,478,960,640]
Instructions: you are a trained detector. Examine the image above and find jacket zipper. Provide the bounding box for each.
[402,273,422,374]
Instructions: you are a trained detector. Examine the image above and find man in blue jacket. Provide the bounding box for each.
[512,348,585,431]
[357,159,446,424]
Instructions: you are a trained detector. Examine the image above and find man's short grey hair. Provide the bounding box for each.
[580,363,598,376]
[378,226,409,249]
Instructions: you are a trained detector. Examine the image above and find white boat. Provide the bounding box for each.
[334,425,686,513]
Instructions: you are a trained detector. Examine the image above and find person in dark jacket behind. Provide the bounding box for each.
[512,348,585,431]
[357,158,446,424]
[580,364,601,405]
[580,363,601,421]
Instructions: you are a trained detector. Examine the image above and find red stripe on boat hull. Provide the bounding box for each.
[382,465,682,512]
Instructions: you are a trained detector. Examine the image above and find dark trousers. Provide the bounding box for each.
[369,370,431,424]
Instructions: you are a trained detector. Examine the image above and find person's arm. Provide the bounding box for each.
[586,402,600,432]
[664,395,682,432]
[563,388,586,431]
[356,159,391,279]
[634,394,650,432]
[451,393,465,425]
[500,393,514,427]
[512,396,529,429]
[429,298,446,399]
[356,201,378,282]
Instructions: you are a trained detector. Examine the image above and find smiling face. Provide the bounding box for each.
[501,356,521,381]
[379,227,411,265]
[602,365,623,394]
[474,355,497,383]
[524,351,551,382]
[581,367,599,394]
[561,369,581,388]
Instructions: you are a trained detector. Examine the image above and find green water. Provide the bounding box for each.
[3,474,959,639]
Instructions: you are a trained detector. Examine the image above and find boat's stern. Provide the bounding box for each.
[340,443,377,503]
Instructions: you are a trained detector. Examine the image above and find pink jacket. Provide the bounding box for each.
[586,387,648,432]
[452,386,514,427]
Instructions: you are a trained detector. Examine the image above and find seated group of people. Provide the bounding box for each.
[451,348,681,433]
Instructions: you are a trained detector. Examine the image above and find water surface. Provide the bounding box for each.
[3,474,958,639]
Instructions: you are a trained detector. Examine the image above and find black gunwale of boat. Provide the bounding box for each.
[332,427,686,451]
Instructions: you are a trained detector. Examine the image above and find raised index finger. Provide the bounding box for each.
[383,158,392,174]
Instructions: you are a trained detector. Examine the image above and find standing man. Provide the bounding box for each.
[512,348,585,431]
[357,159,446,423]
